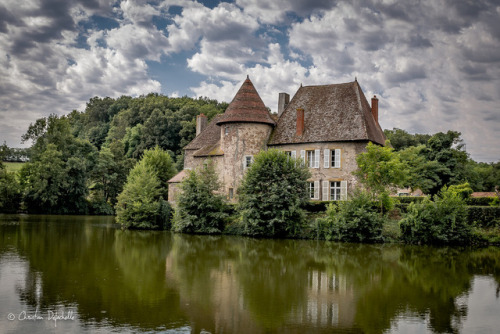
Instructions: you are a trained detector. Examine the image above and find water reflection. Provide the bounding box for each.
[0,214,499,333]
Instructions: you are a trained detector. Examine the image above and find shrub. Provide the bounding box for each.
[400,186,472,244]
[447,182,473,199]
[321,191,384,243]
[173,161,227,234]
[238,149,310,238]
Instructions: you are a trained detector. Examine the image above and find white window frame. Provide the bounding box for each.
[330,181,342,201]
[308,182,315,199]
[308,181,320,200]
[243,155,253,169]
[331,149,341,168]
[306,150,315,168]
[329,180,347,201]
[291,150,296,159]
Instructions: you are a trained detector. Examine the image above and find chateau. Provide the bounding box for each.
[168,76,385,202]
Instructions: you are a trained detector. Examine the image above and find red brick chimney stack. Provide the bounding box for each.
[196,113,208,136]
[296,108,304,136]
[371,95,379,123]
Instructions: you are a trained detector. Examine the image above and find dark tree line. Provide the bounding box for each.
[0,94,227,214]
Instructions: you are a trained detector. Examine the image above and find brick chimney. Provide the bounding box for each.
[296,108,304,136]
[371,95,379,123]
[196,113,207,136]
[278,92,290,117]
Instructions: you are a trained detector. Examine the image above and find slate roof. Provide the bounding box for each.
[168,169,188,183]
[268,81,386,145]
[216,76,275,126]
[184,114,223,151]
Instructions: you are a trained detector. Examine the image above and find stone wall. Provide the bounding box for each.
[220,122,273,201]
[268,141,368,200]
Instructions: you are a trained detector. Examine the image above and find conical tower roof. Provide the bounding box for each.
[216,76,275,126]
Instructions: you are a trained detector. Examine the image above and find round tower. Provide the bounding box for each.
[216,76,275,198]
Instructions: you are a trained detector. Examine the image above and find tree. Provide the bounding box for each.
[115,162,171,230]
[140,146,177,199]
[0,166,22,213]
[20,144,87,214]
[173,161,227,234]
[398,145,449,194]
[354,141,408,212]
[384,128,431,151]
[238,149,311,237]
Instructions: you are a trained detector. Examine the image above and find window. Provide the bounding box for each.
[229,188,234,200]
[331,149,341,168]
[309,181,320,200]
[309,182,315,199]
[330,181,342,201]
[323,180,347,201]
[324,149,341,168]
[306,149,320,168]
[307,150,315,168]
[225,126,229,135]
[244,155,253,169]
[285,151,292,157]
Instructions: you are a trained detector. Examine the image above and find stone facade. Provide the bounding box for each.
[220,123,273,198]
[168,77,386,203]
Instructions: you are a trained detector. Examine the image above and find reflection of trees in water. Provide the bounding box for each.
[3,215,500,334]
[4,215,186,330]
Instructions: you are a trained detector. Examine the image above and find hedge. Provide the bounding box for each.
[467,206,500,228]
[465,197,496,206]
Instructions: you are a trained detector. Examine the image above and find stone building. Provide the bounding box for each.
[168,76,385,202]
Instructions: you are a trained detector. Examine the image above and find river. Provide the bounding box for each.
[0,214,499,333]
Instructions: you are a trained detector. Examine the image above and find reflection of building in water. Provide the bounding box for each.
[290,270,356,328]
[166,249,358,332]
[165,255,261,333]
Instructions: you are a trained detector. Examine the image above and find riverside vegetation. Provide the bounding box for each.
[0,95,499,244]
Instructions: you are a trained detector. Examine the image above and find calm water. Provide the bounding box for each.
[0,215,499,334]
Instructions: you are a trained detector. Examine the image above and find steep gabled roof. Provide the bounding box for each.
[216,77,275,126]
[184,114,223,151]
[268,81,386,145]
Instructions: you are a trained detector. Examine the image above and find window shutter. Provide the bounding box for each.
[322,181,329,201]
[324,149,330,168]
[291,150,296,159]
[340,181,347,200]
[314,149,320,168]
[334,149,341,168]
[300,150,305,165]
[314,181,319,200]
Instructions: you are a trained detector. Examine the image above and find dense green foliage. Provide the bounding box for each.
[173,162,228,234]
[0,164,22,213]
[319,191,384,243]
[400,185,472,245]
[385,128,499,194]
[467,206,500,228]
[115,151,173,230]
[238,149,311,237]
[354,141,407,213]
[0,94,227,215]
[384,128,431,151]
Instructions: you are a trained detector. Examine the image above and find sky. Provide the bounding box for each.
[0,0,499,162]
